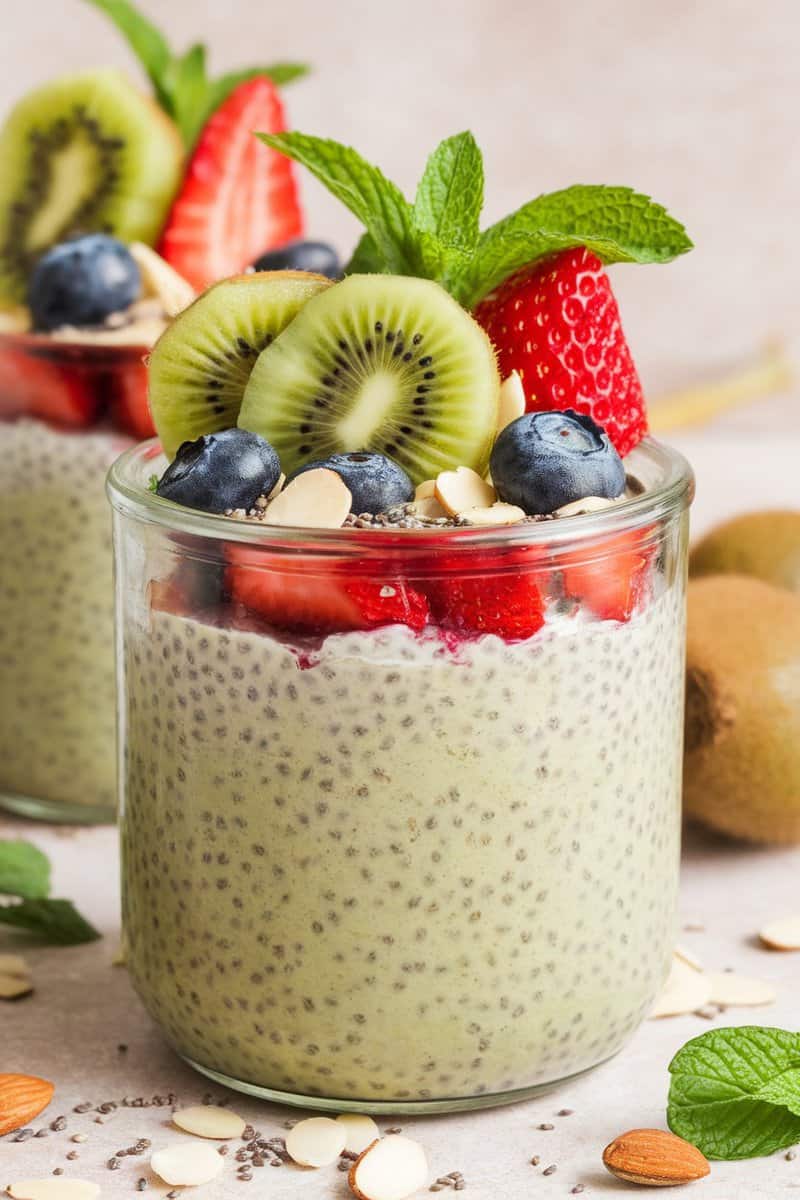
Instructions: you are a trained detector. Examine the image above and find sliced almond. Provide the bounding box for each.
[266,472,286,502]
[349,1135,428,1200]
[129,242,196,317]
[336,1114,380,1156]
[707,971,776,1007]
[673,944,704,972]
[460,502,526,527]
[650,956,712,1018]
[414,480,437,500]
[286,1116,347,1167]
[264,468,352,529]
[0,975,34,1000]
[555,495,617,518]
[150,1142,226,1186]
[0,954,30,977]
[172,1104,246,1139]
[407,497,447,519]
[759,914,800,950]
[435,467,496,517]
[603,1128,710,1187]
[8,1182,101,1200]
[497,371,526,432]
[0,1073,55,1136]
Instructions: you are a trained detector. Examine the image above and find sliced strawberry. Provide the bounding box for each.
[107,359,156,439]
[426,552,546,641]
[561,531,651,622]
[226,545,428,636]
[0,339,100,427]
[474,246,647,457]
[159,77,303,291]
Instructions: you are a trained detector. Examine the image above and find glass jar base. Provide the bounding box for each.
[180,1051,620,1116]
[0,789,116,825]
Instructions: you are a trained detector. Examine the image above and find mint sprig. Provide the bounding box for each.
[668,1026,800,1159]
[258,130,692,307]
[85,0,308,148]
[0,839,99,946]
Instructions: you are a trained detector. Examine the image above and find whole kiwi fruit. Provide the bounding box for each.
[690,510,800,593]
[684,574,800,844]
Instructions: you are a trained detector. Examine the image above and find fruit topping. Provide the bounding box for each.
[496,370,526,432]
[258,466,351,528]
[490,409,625,515]
[254,239,340,279]
[238,273,500,484]
[147,270,330,459]
[427,557,545,641]
[0,344,100,428]
[560,530,650,623]
[475,248,648,457]
[0,68,183,305]
[156,428,280,514]
[286,451,414,515]
[107,359,155,438]
[159,77,303,291]
[129,242,195,317]
[27,235,141,331]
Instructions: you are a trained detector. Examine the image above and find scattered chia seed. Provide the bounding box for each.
[66,1152,78,1161]
[166,1190,179,1199]
[136,1180,147,1192]
[338,1160,350,1172]
[218,1145,229,1156]
[52,1168,63,1176]
[282,1119,297,1130]
[530,1156,540,1166]
[543,1164,557,1176]
[269,1160,282,1168]
[71,1134,88,1143]
[386,1126,402,1135]
[538,1123,555,1131]
[238,1169,253,1181]
[571,1187,585,1195]
[50,1116,67,1132]
[117,1043,128,1053]
[242,1125,256,1140]
[787,1150,797,1161]
[12,1129,33,1142]
[73,1103,92,1114]
[454,1183,466,1192]
[34,1128,48,1138]
[557,1108,574,1117]
[340,1149,359,1161]
[108,1157,121,1170]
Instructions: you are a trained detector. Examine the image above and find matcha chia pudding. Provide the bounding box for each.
[109,138,694,1108]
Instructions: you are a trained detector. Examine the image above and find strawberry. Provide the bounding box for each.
[0,339,100,427]
[474,246,647,457]
[426,552,546,641]
[159,77,303,291]
[107,358,156,439]
[561,531,651,623]
[226,546,428,636]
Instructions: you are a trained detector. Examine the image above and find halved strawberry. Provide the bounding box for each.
[107,359,156,439]
[0,339,100,427]
[226,546,428,636]
[561,531,651,622]
[474,247,647,458]
[159,77,303,291]
[426,550,546,641]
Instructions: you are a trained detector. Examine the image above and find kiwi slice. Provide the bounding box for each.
[237,274,500,484]
[0,69,184,305]
[148,271,332,459]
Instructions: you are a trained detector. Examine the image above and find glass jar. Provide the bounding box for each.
[109,436,693,1113]
[0,330,152,823]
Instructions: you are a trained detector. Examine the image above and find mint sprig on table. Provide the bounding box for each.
[0,839,100,946]
[85,0,309,148]
[257,130,693,308]
[668,1027,800,1159]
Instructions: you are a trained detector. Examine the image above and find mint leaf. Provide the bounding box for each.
[0,899,100,945]
[167,43,209,148]
[414,132,484,253]
[147,473,159,493]
[83,0,173,110]
[0,840,50,900]
[345,233,384,275]
[455,184,693,307]
[258,133,421,275]
[668,1026,800,1159]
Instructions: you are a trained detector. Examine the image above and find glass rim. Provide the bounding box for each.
[0,328,151,365]
[107,435,694,553]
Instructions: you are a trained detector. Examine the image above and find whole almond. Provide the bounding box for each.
[603,1128,710,1187]
[0,1073,55,1136]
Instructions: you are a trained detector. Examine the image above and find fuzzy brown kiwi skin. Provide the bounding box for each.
[684,574,800,844]
[690,510,800,594]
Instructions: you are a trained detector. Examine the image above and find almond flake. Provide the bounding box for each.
[555,495,617,518]
[407,497,447,519]
[264,468,352,528]
[414,480,436,500]
[150,1142,226,1186]
[349,1135,428,1200]
[460,503,526,526]
[673,944,704,972]
[497,372,526,432]
[0,954,30,977]
[435,467,496,516]
[706,971,776,1007]
[336,1114,380,1156]
[129,242,195,317]
[172,1105,246,1139]
[8,1183,100,1200]
[0,975,34,1000]
[650,956,712,1018]
[267,472,286,502]
[759,915,800,950]
[286,1116,346,1167]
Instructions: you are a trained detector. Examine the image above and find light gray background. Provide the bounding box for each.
[1,0,799,396]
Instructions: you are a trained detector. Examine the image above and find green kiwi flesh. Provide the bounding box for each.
[0,69,184,305]
[237,274,500,484]
[148,271,332,459]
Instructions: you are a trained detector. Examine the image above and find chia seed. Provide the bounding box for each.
[543,1164,557,1176]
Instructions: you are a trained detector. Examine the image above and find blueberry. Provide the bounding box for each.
[28,234,141,331]
[156,429,281,514]
[490,409,626,515]
[286,452,414,515]
[253,240,341,279]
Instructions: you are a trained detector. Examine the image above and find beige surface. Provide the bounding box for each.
[1,0,799,393]
[1,814,798,1199]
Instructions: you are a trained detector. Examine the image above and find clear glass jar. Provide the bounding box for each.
[109,437,693,1113]
[0,331,152,823]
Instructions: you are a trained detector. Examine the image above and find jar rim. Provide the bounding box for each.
[107,435,694,553]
